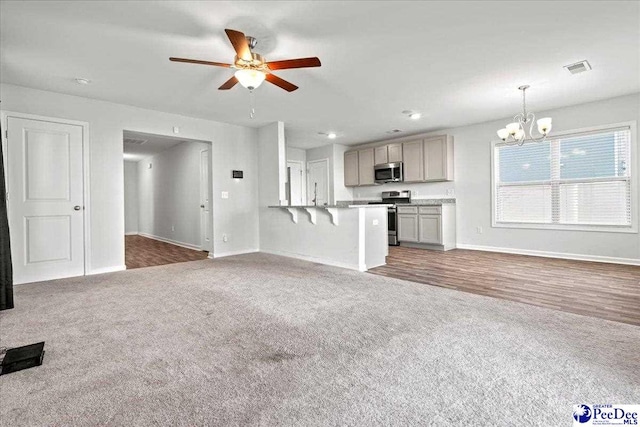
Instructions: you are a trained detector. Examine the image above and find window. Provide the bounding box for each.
[492,125,634,231]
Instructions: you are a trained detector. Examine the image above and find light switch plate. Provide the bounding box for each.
[173,126,180,134]
[221,191,229,199]
[372,219,379,226]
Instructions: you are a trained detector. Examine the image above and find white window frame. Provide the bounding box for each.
[491,121,638,233]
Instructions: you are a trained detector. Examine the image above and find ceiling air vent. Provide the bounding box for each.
[564,60,592,74]
[123,138,147,145]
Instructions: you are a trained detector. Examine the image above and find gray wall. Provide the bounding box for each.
[350,93,640,261]
[1,83,259,271]
[137,141,210,248]
[123,161,139,234]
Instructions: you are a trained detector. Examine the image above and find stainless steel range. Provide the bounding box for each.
[368,191,411,246]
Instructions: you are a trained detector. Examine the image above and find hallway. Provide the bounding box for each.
[125,235,209,269]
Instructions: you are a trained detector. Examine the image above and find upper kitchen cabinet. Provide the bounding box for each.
[423,135,454,181]
[388,143,403,163]
[344,150,359,187]
[374,146,388,165]
[358,148,375,186]
[402,140,424,182]
[374,143,402,165]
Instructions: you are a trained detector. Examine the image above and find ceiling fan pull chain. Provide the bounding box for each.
[249,89,256,119]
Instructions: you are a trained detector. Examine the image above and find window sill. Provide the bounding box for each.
[492,222,638,234]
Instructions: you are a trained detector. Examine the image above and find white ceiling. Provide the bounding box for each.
[123,130,205,162]
[2,1,639,149]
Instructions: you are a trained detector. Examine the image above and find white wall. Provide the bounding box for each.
[1,83,259,272]
[348,93,640,262]
[123,161,139,234]
[137,141,210,249]
[260,206,387,271]
[286,147,306,163]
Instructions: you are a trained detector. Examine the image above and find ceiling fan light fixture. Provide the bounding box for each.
[234,68,266,90]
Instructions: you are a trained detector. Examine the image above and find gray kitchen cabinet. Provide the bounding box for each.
[418,214,442,244]
[388,143,403,163]
[374,146,388,165]
[397,204,455,250]
[344,151,359,187]
[358,148,375,186]
[402,140,424,182]
[374,143,403,165]
[423,135,454,181]
[397,213,419,242]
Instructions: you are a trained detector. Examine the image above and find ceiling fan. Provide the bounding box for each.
[169,29,321,92]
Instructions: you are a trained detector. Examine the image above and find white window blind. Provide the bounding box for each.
[493,126,632,230]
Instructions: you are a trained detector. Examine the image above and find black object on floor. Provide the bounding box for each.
[0,342,45,375]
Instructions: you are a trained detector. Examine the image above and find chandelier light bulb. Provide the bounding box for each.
[514,128,525,141]
[234,69,266,90]
[497,128,509,141]
[506,122,520,136]
[537,117,552,135]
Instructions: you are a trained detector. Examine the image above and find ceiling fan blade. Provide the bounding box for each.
[266,73,298,92]
[169,57,231,67]
[225,29,252,62]
[218,76,239,90]
[267,57,321,70]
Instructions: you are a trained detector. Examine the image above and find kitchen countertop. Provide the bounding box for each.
[268,204,393,209]
[337,198,456,206]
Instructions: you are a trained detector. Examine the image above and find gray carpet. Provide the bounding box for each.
[0,253,638,426]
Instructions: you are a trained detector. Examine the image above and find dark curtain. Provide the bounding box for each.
[0,126,14,311]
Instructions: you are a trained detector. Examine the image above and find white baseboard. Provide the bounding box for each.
[138,232,202,251]
[260,249,363,271]
[87,265,127,275]
[125,232,138,236]
[212,249,259,258]
[456,243,640,266]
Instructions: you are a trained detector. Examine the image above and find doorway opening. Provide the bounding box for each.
[307,158,329,206]
[123,130,212,269]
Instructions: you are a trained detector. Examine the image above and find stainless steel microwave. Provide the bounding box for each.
[374,162,403,184]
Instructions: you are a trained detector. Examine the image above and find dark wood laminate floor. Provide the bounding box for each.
[369,246,640,326]
[125,235,209,269]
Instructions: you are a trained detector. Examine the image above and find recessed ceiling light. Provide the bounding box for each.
[327,132,337,139]
[402,110,422,120]
[564,60,592,74]
[75,78,91,85]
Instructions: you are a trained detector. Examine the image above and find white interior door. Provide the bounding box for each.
[200,149,211,252]
[307,159,329,206]
[287,161,304,205]
[6,116,85,284]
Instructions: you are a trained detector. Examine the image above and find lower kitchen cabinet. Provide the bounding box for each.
[418,214,441,244]
[397,204,456,250]
[397,213,419,242]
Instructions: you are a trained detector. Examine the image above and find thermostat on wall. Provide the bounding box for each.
[232,170,243,179]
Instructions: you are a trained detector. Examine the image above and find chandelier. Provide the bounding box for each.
[497,85,552,145]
